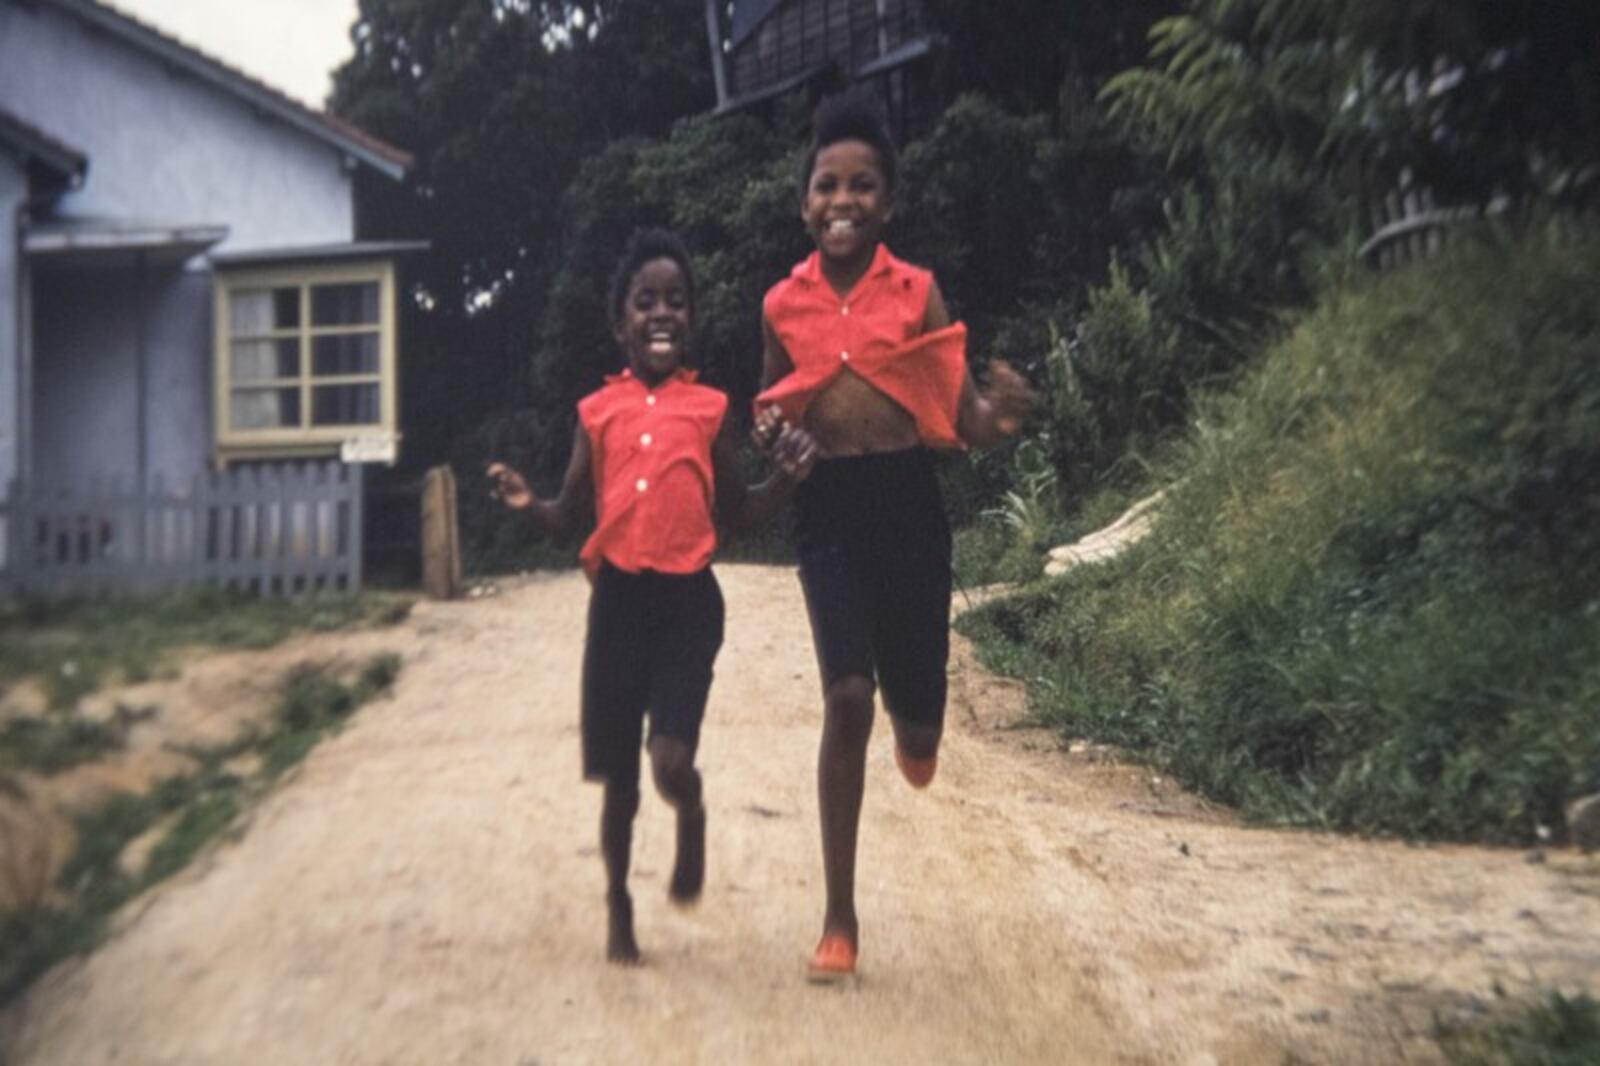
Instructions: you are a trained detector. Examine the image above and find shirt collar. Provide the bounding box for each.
[604,367,699,388]
[794,242,893,286]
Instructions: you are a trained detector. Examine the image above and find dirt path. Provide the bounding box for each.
[3,565,1597,1064]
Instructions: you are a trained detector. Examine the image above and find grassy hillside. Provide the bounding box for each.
[961,223,1600,842]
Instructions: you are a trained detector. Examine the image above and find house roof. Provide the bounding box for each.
[24,216,229,267]
[729,0,783,47]
[42,0,412,181]
[211,240,432,269]
[0,106,89,185]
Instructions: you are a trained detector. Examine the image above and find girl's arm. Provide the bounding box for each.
[752,315,799,454]
[711,420,818,536]
[486,424,594,539]
[760,315,796,390]
[925,279,1032,449]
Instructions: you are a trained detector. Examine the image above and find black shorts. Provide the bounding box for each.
[793,447,951,726]
[581,562,725,786]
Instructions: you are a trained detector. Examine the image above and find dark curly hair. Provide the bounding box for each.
[607,227,696,328]
[798,89,899,198]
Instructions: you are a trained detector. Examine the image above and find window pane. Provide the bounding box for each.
[230,387,301,430]
[312,332,380,376]
[311,383,380,426]
[230,287,298,334]
[312,282,379,326]
[230,338,300,382]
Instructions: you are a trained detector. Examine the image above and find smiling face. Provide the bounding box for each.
[614,257,692,385]
[801,139,893,277]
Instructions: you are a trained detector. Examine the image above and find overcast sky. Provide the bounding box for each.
[111,0,360,109]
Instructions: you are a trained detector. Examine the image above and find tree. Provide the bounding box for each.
[921,0,1179,120]
[330,0,713,468]
[1103,0,1600,210]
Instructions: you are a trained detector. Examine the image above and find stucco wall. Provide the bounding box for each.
[31,260,209,491]
[0,157,23,493]
[0,0,366,490]
[0,156,24,565]
[0,3,355,253]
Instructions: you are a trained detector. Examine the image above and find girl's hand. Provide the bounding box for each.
[486,462,534,510]
[751,405,785,454]
[984,360,1033,437]
[773,423,819,482]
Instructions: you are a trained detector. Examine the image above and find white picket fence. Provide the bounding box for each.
[0,461,363,598]
[1361,184,1511,270]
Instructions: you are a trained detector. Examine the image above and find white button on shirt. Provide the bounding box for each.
[646,395,657,406]
[841,305,850,316]
[635,478,648,493]
[841,350,850,361]
[641,433,653,446]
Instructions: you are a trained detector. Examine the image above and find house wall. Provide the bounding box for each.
[0,156,25,564]
[0,2,356,253]
[730,0,924,98]
[0,0,362,490]
[31,260,208,490]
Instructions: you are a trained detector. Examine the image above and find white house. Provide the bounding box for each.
[0,0,421,594]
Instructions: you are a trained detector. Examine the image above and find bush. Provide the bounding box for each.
[961,222,1600,842]
[1045,263,1182,491]
[1438,991,1600,1066]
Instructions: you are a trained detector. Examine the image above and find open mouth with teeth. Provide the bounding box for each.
[646,330,678,354]
[825,219,857,236]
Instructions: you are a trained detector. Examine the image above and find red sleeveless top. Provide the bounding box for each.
[757,244,967,449]
[577,369,727,577]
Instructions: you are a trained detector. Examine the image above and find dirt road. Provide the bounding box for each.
[3,565,1597,1064]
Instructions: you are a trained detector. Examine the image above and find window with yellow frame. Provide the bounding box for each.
[213,260,398,464]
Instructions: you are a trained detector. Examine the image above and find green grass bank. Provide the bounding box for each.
[960,224,1600,843]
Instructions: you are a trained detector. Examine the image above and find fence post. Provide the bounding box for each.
[0,478,17,593]
[420,464,461,600]
[348,462,364,594]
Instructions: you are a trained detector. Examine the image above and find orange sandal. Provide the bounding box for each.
[894,745,938,789]
[806,933,858,983]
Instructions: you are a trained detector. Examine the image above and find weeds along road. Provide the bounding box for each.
[3,565,1598,1064]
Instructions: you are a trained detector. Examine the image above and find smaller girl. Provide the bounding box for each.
[488,227,816,964]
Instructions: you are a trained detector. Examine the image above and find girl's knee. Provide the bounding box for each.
[603,782,641,820]
[648,737,699,804]
[824,677,876,743]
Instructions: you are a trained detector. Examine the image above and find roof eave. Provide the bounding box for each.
[0,111,89,186]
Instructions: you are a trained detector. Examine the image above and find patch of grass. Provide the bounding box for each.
[262,654,400,778]
[0,713,127,776]
[1438,992,1600,1065]
[960,222,1600,842]
[0,588,412,710]
[142,793,242,884]
[0,652,400,1004]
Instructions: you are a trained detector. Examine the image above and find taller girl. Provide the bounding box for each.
[756,92,1033,982]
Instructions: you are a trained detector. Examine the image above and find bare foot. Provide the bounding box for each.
[669,805,705,906]
[606,889,641,965]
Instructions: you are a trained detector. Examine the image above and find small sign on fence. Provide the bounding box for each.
[340,432,399,465]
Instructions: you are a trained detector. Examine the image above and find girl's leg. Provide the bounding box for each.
[601,781,641,964]
[888,713,942,788]
[817,674,876,947]
[648,735,705,903]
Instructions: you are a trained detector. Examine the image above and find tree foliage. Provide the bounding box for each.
[1104,0,1600,208]
[326,0,1600,560]
[329,0,713,477]
[921,0,1179,118]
